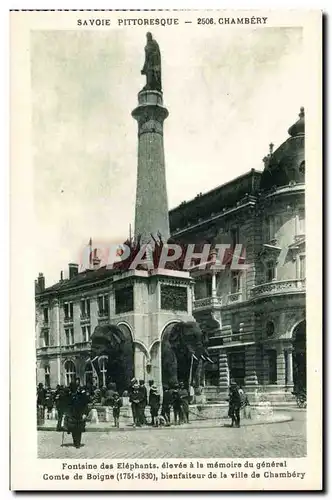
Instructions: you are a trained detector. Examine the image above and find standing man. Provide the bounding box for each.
[228,380,242,428]
[141,32,162,91]
[148,385,160,427]
[161,386,171,426]
[172,384,182,425]
[129,381,142,428]
[65,381,90,448]
[138,380,148,426]
[179,382,190,424]
[36,383,46,426]
[55,385,67,432]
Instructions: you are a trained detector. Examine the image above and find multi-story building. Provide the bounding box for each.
[36,108,305,402]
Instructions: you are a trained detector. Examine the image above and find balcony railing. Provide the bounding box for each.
[63,316,74,324]
[251,279,306,298]
[193,296,222,311]
[227,291,242,304]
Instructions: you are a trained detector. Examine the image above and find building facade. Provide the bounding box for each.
[36,109,305,402]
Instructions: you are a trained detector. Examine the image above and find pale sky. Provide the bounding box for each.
[31,27,305,286]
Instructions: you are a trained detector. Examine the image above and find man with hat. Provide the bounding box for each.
[129,380,142,428]
[161,386,172,426]
[228,379,242,428]
[64,380,90,448]
[138,379,148,426]
[179,382,190,424]
[148,384,160,427]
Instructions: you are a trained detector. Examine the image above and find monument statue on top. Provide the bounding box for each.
[141,32,162,92]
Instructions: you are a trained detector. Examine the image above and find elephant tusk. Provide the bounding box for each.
[192,354,198,361]
[91,356,99,363]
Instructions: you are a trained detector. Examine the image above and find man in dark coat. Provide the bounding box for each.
[54,385,68,431]
[171,384,182,425]
[45,388,54,419]
[112,392,123,428]
[228,380,242,428]
[36,383,47,426]
[179,382,189,424]
[161,386,171,426]
[148,385,160,426]
[64,381,90,448]
[129,382,143,428]
[138,380,148,425]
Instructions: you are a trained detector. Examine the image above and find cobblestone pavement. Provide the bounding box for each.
[38,410,306,459]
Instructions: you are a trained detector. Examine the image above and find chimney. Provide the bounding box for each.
[60,271,64,281]
[37,273,45,292]
[69,263,79,279]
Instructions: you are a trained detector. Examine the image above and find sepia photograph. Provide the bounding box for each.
[10,8,322,490]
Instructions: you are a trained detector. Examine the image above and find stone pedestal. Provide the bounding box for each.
[132,90,170,245]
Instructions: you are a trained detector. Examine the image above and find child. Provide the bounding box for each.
[112,392,123,428]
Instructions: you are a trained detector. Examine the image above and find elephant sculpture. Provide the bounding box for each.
[90,324,134,395]
[161,321,213,390]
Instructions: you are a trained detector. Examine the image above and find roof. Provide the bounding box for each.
[169,169,262,233]
[36,266,117,297]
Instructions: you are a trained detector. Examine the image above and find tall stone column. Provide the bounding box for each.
[132,90,170,245]
[285,348,294,390]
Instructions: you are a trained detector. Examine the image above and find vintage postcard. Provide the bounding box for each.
[10,9,322,491]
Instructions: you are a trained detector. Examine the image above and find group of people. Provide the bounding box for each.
[128,379,191,428]
[36,377,249,448]
[37,379,90,448]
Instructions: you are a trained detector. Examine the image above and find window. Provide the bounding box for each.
[65,328,74,345]
[98,295,109,316]
[64,302,73,321]
[266,215,280,242]
[43,329,50,347]
[299,255,306,280]
[231,271,241,293]
[84,363,94,386]
[266,350,277,384]
[44,366,50,388]
[82,325,91,342]
[267,216,275,241]
[230,227,239,249]
[265,261,276,282]
[64,360,76,386]
[43,307,49,323]
[80,298,90,318]
[266,321,275,338]
[298,210,305,235]
[99,356,108,387]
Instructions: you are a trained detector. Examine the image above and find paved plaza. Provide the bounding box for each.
[38,410,306,459]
